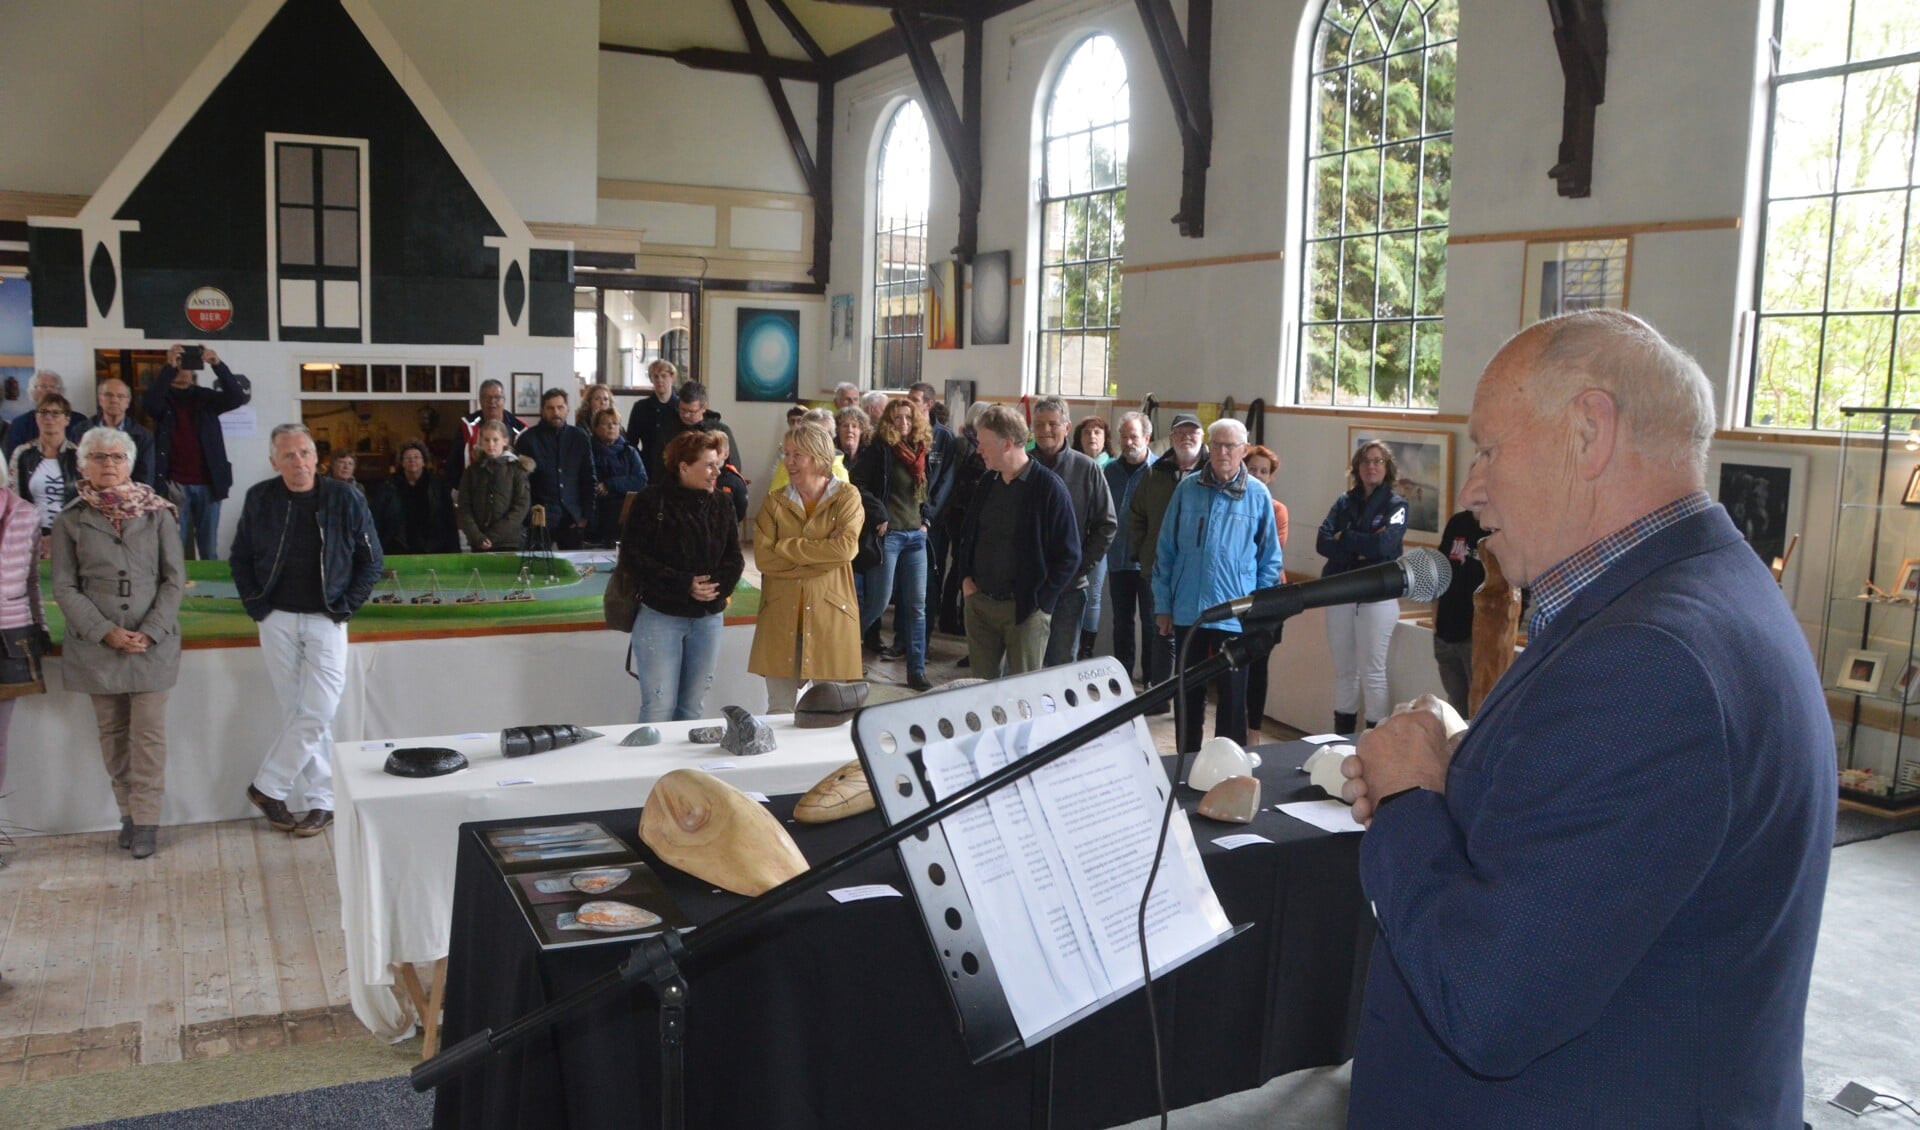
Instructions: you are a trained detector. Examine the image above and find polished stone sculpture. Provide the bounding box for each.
[1196,775,1261,823]
[1304,744,1356,798]
[620,726,663,747]
[1187,736,1261,792]
[794,681,870,728]
[500,725,603,758]
[639,769,809,896]
[793,760,876,824]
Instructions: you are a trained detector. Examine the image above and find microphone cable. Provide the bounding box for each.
[1134,621,1205,1129]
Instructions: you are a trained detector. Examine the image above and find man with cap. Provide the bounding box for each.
[1127,412,1206,692]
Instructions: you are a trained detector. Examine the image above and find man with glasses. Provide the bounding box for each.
[143,344,252,560]
[460,379,527,472]
[1151,418,1281,752]
[89,376,156,487]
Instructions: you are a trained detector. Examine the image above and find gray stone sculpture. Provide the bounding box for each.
[720,704,777,756]
[621,726,663,747]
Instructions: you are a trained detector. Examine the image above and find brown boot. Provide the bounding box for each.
[293,809,334,838]
[130,826,158,859]
[247,785,298,832]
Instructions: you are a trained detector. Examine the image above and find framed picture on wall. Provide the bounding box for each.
[1709,448,1808,601]
[1347,425,1454,547]
[735,308,801,402]
[1521,236,1631,327]
[511,372,543,416]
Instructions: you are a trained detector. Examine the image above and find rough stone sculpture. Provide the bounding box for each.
[1196,775,1261,823]
[720,705,777,756]
[793,760,876,824]
[688,725,724,743]
[639,769,809,896]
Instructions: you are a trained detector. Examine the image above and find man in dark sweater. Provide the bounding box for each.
[953,405,1080,676]
[623,359,680,484]
[229,423,383,838]
[514,388,597,549]
[1126,412,1204,695]
[1432,509,1488,713]
[1029,395,1116,667]
[143,344,252,560]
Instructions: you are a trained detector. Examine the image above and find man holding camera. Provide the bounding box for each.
[143,344,252,560]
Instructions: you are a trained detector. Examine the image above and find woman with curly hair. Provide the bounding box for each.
[1316,440,1408,734]
[852,398,934,690]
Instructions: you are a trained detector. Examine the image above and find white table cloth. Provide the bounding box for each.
[333,715,864,1039]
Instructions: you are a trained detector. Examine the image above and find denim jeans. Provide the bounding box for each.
[176,483,220,560]
[1079,558,1108,632]
[859,528,928,677]
[632,605,725,722]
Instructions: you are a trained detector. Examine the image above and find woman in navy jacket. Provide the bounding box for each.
[1316,441,1408,733]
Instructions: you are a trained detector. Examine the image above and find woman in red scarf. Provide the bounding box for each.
[49,427,184,859]
[851,398,935,690]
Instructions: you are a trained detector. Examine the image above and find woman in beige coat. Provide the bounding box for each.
[749,420,864,713]
[50,427,184,859]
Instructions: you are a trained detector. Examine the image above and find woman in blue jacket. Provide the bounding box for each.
[587,409,647,546]
[1316,441,1408,733]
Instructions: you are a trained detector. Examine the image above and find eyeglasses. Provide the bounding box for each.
[1360,457,1388,467]
[35,409,67,418]
[85,453,129,464]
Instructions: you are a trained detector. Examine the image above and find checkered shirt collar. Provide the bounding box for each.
[1527,491,1712,639]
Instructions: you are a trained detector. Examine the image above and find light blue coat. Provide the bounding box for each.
[1149,469,1281,632]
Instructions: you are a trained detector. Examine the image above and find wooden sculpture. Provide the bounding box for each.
[639,769,809,896]
[1470,542,1522,715]
[793,760,876,824]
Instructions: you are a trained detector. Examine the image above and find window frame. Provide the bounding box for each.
[871,99,931,391]
[1295,0,1455,411]
[266,133,368,343]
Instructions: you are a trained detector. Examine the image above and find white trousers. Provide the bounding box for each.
[1327,597,1399,723]
[254,610,348,810]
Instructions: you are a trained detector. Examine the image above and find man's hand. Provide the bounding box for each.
[1340,703,1453,825]
[478,537,493,550]
[690,574,720,602]
[961,577,978,598]
[876,521,889,537]
[203,347,220,367]
[167,344,183,366]
[1156,613,1173,637]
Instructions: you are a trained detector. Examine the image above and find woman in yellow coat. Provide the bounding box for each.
[750,420,865,712]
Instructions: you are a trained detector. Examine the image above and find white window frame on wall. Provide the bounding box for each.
[1293,0,1456,411]
[265,132,370,342]
[867,97,932,392]
[1032,32,1129,399]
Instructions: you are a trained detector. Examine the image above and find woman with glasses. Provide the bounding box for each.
[1316,441,1409,734]
[49,428,184,859]
[9,394,82,557]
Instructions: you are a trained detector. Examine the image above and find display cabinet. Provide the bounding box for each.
[1822,407,1920,809]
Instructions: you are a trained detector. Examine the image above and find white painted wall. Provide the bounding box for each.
[0,0,599,223]
[598,53,816,196]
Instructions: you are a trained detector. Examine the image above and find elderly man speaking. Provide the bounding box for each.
[1340,311,1832,1127]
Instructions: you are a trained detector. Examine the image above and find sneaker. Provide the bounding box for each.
[247,785,298,832]
[293,808,334,838]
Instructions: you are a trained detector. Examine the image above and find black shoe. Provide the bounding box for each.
[862,630,882,654]
[1334,712,1358,736]
[293,808,334,838]
[247,785,298,832]
[880,644,907,660]
[956,655,971,669]
[118,816,134,850]
[130,826,158,859]
[907,673,934,692]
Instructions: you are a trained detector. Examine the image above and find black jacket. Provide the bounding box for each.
[953,459,1081,624]
[142,363,252,500]
[514,421,597,525]
[89,416,157,487]
[618,482,744,619]
[368,471,460,555]
[9,443,80,527]
[229,477,384,622]
[653,410,740,477]
[624,393,678,482]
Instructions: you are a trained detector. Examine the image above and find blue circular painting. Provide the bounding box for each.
[736,309,799,401]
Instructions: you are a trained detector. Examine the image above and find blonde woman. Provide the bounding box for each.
[749,421,864,712]
[575,382,614,431]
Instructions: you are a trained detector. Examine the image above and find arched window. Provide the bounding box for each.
[1299,0,1456,409]
[1749,2,1920,430]
[873,100,931,389]
[1037,34,1128,396]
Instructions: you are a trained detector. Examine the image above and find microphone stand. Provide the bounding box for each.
[410,626,1281,1129]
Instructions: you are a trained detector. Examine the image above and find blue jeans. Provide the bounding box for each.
[860,528,927,677]
[632,605,724,722]
[177,483,220,560]
[1080,558,1108,631]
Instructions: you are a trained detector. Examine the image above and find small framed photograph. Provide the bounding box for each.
[1903,466,1920,507]
[1836,649,1890,695]
[1896,660,1920,703]
[1521,236,1631,327]
[1898,558,1920,602]
[510,372,543,417]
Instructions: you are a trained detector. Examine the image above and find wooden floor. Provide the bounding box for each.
[0,818,368,1085]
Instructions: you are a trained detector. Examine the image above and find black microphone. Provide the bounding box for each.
[1198,547,1452,625]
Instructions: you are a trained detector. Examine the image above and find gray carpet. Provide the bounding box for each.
[78,1076,431,1129]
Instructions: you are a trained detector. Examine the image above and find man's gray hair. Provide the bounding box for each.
[32,370,63,394]
[976,404,1029,446]
[1207,417,1248,445]
[269,422,314,445]
[1115,409,1152,438]
[1030,395,1070,420]
[479,378,504,393]
[860,390,890,414]
[77,426,137,463]
[1526,310,1715,475]
[834,381,859,396]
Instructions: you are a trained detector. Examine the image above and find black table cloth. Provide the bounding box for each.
[432,739,1373,1130]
